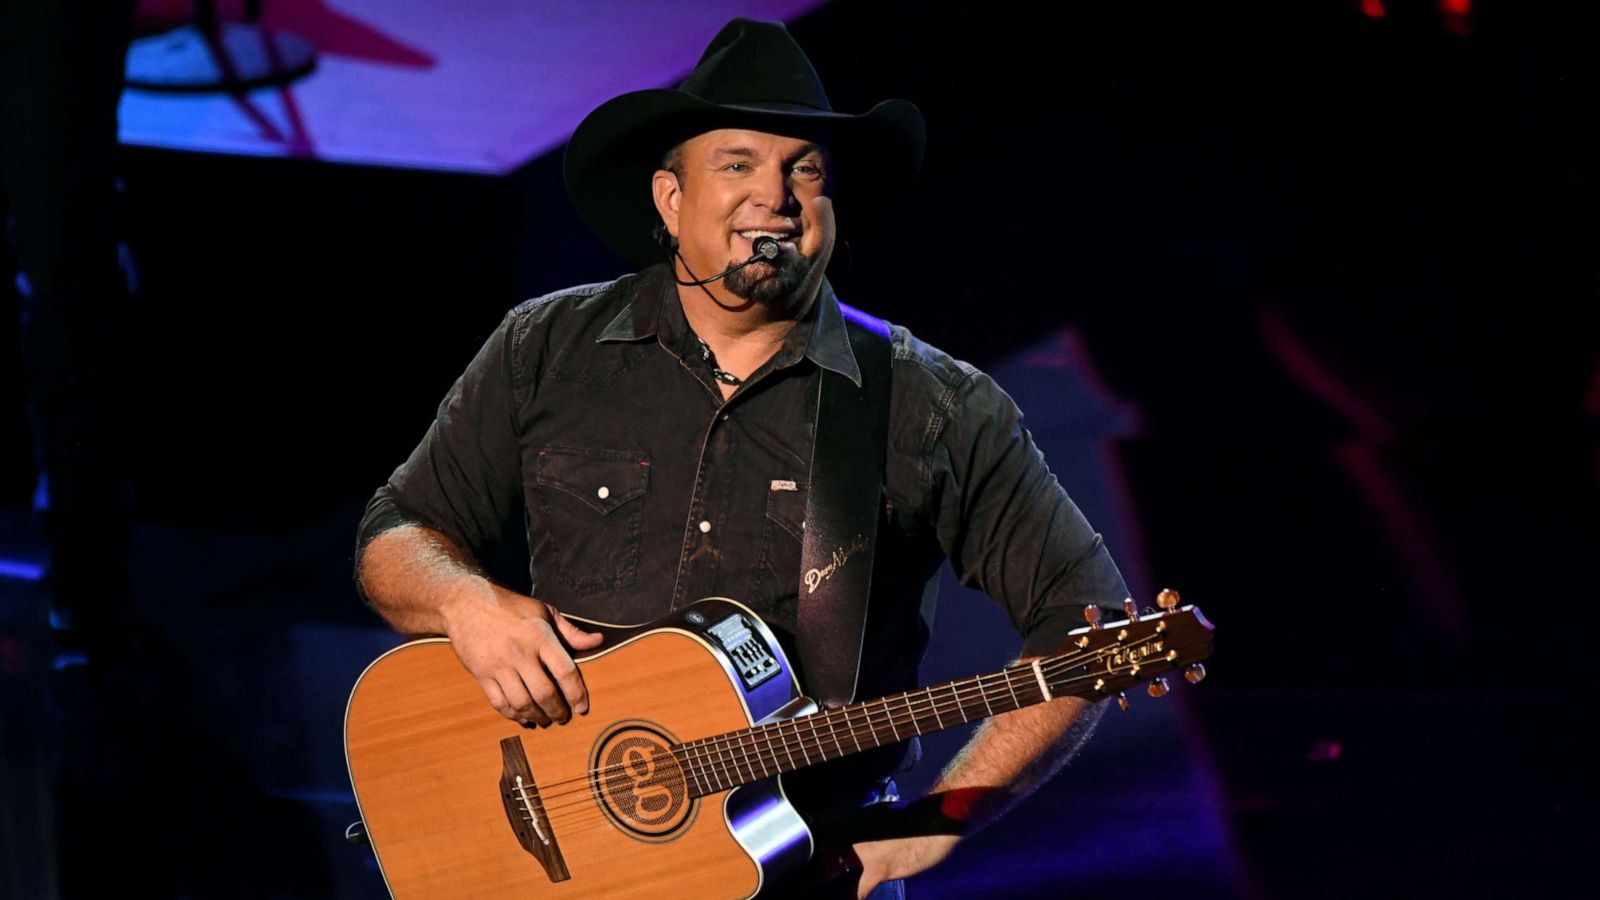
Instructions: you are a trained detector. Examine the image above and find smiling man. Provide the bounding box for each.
[658,128,827,309]
[355,18,1130,899]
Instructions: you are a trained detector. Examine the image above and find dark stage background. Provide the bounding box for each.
[2,0,1596,897]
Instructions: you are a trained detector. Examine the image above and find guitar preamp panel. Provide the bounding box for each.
[706,613,780,691]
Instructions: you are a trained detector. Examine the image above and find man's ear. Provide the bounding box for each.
[651,169,682,239]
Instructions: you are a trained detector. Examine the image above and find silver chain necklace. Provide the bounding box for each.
[695,335,744,386]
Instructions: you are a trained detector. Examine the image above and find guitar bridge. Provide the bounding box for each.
[498,736,571,883]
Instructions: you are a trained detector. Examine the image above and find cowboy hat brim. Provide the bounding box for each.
[564,88,926,268]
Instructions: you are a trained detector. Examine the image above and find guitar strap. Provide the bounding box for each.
[796,300,893,709]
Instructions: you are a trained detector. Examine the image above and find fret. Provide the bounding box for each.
[751,740,768,783]
[793,718,812,767]
[695,654,1087,790]
[701,745,719,792]
[709,744,730,792]
[691,751,712,794]
[862,703,881,747]
[747,731,770,781]
[769,722,785,770]
[950,680,969,723]
[747,727,767,778]
[756,732,774,780]
[777,721,797,772]
[676,748,705,796]
[681,742,704,792]
[754,724,772,774]
[728,743,752,787]
[677,660,1068,795]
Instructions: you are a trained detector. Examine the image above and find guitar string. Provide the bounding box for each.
[520,632,1174,819]
[528,677,1054,838]
[527,650,1174,840]
[529,644,1174,836]
[520,635,1180,825]
[669,624,1183,780]
[511,633,1139,809]
[521,668,1053,823]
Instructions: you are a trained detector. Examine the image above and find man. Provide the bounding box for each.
[356,18,1129,898]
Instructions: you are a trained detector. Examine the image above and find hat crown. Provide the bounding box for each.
[678,18,833,113]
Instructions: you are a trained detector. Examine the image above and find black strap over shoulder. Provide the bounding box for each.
[796,302,893,709]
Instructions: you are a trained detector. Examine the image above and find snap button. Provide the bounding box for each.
[597,486,610,500]
[698,520,712,534]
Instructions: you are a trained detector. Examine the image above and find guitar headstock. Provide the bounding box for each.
[1046,589,1213,710]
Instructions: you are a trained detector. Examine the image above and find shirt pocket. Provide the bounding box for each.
[753,479,807,625]
[531,447,650,593]
[764,480,807,544]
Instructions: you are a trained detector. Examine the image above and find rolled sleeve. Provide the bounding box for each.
[931,370,1129,658]
[354,311,524,585]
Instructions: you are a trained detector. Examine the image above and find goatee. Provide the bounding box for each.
[723,249,813,312]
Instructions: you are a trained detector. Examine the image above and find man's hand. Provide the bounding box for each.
[852,834,960,898]
[442,582,604,727]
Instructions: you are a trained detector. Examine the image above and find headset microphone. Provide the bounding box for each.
[751,235,781,260]
[675,235,786,286]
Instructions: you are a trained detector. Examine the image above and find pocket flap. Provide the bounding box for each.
[535,448,650,514]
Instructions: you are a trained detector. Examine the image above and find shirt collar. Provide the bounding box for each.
[800,280,863,387]
[596,265,670,342]
[596,263,863,388]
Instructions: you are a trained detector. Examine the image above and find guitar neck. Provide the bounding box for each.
[672,663,1045,796]
[668,606,1207,796]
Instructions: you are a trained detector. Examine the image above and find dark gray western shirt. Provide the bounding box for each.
[356,263,1128,811]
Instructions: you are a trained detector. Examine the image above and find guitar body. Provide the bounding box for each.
[345,599,815,899]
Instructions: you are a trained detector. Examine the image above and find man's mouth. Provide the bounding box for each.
[736,229,799,255]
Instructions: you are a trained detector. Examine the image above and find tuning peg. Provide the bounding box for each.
[1116,692,1130,711]
[1084,605,1103,631]
[1122,597,1139,621]
[1146,677,1170,698]
[1184,663,1207,685]
[1156,588,1181,614]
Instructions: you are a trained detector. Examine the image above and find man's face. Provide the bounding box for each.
[653,128,830,307]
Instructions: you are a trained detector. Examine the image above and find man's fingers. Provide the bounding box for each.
[516,660,572,724]
[553,608,604,648]
[478,677,511,718]
[539,640,589,717]
[455,598,595,725]
[485,672,548,726]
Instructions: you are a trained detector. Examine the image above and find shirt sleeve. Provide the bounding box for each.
[930,369,1130,658]
[353,311,524,590]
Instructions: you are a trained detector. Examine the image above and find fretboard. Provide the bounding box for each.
[669,660,1055,797]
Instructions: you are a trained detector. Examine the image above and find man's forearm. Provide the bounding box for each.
[929,691,1105,833]
[358,524,496,637]
[848,681,1107,893]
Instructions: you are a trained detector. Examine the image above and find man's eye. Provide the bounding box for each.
[724,163,750,172]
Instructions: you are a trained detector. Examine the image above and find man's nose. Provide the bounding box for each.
[750,167,799,214]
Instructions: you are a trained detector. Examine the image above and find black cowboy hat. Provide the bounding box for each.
[564,17,925,267]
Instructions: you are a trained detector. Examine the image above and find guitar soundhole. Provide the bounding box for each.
[590,722,696,843]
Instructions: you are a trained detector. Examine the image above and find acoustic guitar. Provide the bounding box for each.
[344,591,1213,898]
